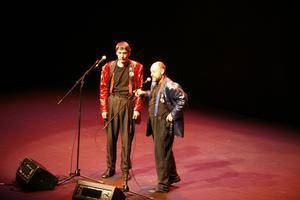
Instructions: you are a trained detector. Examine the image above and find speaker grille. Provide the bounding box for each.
[72,180,125,200]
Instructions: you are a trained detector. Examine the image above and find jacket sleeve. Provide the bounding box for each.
[133,63,144,113]
[99,63,110,113]
[168,82,188,120]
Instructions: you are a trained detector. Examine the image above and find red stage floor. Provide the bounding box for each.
[0,89,300,199]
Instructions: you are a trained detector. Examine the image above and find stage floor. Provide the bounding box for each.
[1,89,300,200]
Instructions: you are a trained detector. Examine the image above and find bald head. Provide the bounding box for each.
[152,61,166,70]
[150,61,166,82]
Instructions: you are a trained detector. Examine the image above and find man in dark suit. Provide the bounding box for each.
[136,61,187,192]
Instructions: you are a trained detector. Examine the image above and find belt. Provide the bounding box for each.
[110,93,130,99]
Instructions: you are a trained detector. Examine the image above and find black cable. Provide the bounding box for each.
[129,129,142,189]
[0,181,17,187]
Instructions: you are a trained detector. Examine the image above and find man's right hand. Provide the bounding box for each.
[102,112,108,119]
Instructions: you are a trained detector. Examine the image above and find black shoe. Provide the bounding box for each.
[101,169,115,178]
[169,175,181,185]
[155,186,169,193]
[147,186,169,193]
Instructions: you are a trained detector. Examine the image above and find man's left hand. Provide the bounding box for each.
[135,89,145,96]
[132,111,140,120]
[166,113,173,122]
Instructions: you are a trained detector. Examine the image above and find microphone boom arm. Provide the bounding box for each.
[57,56,106,105]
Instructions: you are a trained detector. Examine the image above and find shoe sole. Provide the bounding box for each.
[169,178,181,184]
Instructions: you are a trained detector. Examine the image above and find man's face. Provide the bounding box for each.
[116,49,130,63]
[150,64,164,82]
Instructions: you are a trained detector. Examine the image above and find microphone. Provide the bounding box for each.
[133,77,152,95]
[94,55,106,68]
[99,55,106,62]
[144,77,151,84]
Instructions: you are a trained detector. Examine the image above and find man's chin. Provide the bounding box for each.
[119,59,128,63]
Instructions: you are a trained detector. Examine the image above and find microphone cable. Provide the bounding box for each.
[129,127,142,189]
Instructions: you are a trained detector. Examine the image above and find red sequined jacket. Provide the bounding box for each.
[99,59,144,116]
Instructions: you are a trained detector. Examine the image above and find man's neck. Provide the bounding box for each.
[117,60,129,67]
[158,75,166,85]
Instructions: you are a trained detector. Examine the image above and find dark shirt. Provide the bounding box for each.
[149,81,170,118]
[112,65,129,96]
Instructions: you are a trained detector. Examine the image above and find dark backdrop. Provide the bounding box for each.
[2,2,299,125]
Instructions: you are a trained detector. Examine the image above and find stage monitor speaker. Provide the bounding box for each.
[72,180,125,200]
[15,157,58,191]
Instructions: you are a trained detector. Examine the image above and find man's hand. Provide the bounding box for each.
[135,89,146,96]
[166,113,173,122]
[102,112,108,119]
[132,111,140,120]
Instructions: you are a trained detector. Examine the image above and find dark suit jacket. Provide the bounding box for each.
[146,77,188,137]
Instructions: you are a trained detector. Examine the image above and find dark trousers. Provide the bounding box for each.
[105,95,134,174]
[150,116,178,189]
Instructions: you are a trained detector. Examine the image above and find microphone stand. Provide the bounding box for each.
[57,57,105,185]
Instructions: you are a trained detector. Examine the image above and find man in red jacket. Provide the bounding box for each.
[99,41,143,190]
